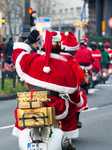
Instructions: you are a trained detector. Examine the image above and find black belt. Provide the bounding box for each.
[29,85,59,98]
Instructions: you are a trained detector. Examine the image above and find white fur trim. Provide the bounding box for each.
[83,64,93,70]
[64,129,79,139]
[15,52,78,94]
[13,42,31,53]
[43,66,50,73]
[61,43,79,51]
[65,32,69,36]
[75,91,84,107]
[52,31,61,41]
[39,51,67,62]
[66,91,84,107]
[78,103,89,112]
[92,54,101,57]
[56,97,69,120]
[43,31,61,42]
[12,127,22,137]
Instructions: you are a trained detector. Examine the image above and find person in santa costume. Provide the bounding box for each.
[104,42,112,64]
[60,31,88,128]
[90,41,102,73]
[12,30,85,149]
[74,37,95,73]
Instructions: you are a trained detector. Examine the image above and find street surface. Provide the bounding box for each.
[0,75,112,150]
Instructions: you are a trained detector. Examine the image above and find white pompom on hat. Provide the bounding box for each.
[61,31,79,51]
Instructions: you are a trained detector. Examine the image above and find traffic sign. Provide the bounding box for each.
[31,18,51,36]
[108,18,112,28]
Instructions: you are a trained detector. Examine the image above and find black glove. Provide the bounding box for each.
[28,30,40,44]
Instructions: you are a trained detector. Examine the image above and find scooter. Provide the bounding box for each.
[100,68,109,84]
[91,71,100,88]
[17,91,76,150]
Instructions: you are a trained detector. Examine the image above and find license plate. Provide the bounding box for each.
[92,76,96,81]
[103,72,107,77]
[27,143,47,150]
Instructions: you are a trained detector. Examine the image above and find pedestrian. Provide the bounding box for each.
[0,36,7,62]
[5,37,14,64]
[18,37,23,42]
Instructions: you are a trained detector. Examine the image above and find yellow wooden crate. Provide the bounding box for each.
[17,107,56,128]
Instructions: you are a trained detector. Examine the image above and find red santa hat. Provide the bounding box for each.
[104,42,110,47]
[43,30,61,73]
[80,37,88,44]
[61,31,79,51]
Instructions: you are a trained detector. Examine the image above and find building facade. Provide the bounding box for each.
[32,0,89,41]
[87,0,112,37]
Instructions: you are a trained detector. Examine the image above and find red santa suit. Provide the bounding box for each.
[74,45,95,72]
[12,30,84,139]
[61,31,88,113]
[91,49,102,73]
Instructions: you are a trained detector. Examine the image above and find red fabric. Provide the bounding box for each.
[14,108,24,131]
[74,45,95,65]
[104,42,110,47]
[60,101,77,131]
[60,53,88,110]
[92,49,102,73]
[60,53,85,86]
[12,46,78,91]
[1,42,7,62]
[61,31,79,48]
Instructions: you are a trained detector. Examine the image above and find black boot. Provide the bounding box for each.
[77,112,82,128]
[61,135,76,150]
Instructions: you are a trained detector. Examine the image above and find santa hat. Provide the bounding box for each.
[61,31,79,51]
[43,30,61,73]
[104,42,110,47]
[80,37,88,44]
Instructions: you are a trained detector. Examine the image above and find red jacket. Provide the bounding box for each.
[91,49,102,72]
[74,45,95,71]
[60,52,85,86]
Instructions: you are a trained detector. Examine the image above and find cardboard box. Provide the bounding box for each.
[17,107,56,128]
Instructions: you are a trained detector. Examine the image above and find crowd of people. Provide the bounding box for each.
[1,30,112,150]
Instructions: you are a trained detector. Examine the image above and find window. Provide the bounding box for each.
[52,10,55,18]
[77,7,81,17]
[70,8,74,18]
[65,8,68,18]
[59,9,62,18]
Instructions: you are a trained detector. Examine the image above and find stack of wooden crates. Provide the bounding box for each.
[17,91,56,128]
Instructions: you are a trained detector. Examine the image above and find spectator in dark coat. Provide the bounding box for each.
[0,37,7,62]
[5,37,14,64]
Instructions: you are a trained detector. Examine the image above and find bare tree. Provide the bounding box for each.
[0,0,24,36]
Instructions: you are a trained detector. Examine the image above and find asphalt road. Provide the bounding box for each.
[0,75,112,150]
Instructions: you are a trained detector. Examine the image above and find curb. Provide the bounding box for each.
[0,93,17,101]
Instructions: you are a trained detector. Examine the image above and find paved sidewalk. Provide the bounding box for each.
[0,93,17,101]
